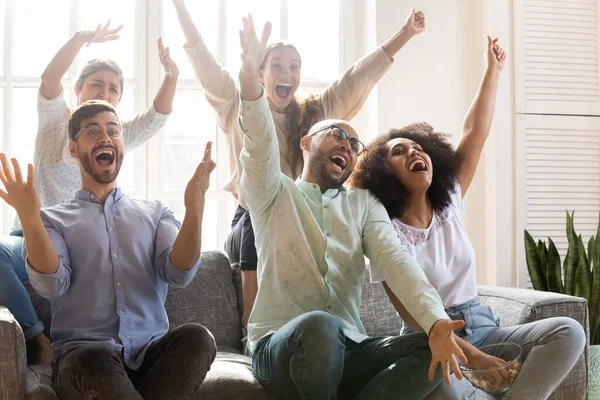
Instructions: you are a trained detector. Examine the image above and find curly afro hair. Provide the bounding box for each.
[349,122,460,219]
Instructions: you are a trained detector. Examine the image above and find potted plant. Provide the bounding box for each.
[524,211,600,345]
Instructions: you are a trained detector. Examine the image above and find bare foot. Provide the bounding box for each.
[27,332,53,366]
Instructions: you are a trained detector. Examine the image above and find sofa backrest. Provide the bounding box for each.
[25,251,402,352]
[25,251,243,352]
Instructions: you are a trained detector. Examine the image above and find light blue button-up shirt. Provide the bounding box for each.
[239,90,449,353]
[24,187,200,370]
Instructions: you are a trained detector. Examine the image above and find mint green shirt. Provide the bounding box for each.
[239,90,448,353]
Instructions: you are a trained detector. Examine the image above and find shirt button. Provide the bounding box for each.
[325,233,330,237]
[324,204,329,209]
[118,310,124,315]
[327,305,332,310]
[116,282,121,287]
[109,227,114,231]
[113,254,118,258]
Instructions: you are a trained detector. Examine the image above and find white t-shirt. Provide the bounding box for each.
[33,91,169,209]
[370,182,477,309]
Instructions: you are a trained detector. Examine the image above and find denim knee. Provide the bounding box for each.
[551,317,586,355]
[291,311,344,354]
[172,323,217,367]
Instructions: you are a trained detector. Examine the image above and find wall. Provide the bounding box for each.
[367,0,518,287]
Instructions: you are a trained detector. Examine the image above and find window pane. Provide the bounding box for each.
[288,0,339,81]
[12,87,39,166]
[161,89,217,193]
[162,0,219,80]
[13,0,70,77]
[78,0,137,78]
[162,195,218,250]
[227,0,280,72]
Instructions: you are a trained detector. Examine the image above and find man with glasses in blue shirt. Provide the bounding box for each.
[237,16,467,400]
[0,100,217,400]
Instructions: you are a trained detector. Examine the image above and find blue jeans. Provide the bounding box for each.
[424,298,586,400]
[0,230,44,341]
[251,311,444,400]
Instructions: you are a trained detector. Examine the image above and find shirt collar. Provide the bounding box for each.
[295,178,346,198]
[74,187,124,205]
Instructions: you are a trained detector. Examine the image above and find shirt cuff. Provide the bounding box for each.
[376,44,395,64]
[148,101,172,118]
[420,307,451,336]
[165,255,201,286]
[25,260,69,281]
[38,89,67,107]
[238,86,268,136]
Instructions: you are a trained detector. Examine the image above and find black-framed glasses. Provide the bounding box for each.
[309,124,366,155]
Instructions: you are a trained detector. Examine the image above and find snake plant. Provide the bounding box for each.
[524,211,600,345]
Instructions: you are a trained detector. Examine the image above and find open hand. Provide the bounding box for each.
[158,37,179,78]
[404,8,425,36]
[80,19,123,47]
[487,36,506,71]
[239,14,271,78]
[0,154,40,220]
[428,319,468,386]
[184,142,217,214]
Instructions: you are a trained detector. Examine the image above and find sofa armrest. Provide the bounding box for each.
[0,306,27,400]
[478,286,589,400]
[477,285,589,332]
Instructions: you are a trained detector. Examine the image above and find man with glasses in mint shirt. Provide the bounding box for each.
[236,15,468,400]
[0,101,217,400]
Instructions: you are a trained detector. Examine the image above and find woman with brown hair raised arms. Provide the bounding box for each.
[172,0,427,326]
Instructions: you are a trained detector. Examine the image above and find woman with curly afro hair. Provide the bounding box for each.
[351,38,585,400]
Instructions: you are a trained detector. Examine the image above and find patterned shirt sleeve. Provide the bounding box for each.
[121,104,170,152]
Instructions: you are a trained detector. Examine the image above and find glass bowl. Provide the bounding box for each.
[459,342,522,395]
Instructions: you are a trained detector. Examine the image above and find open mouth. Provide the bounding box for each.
[408,159,428,173]
[275,83,292,99]
[94,148,116,167]
[330,155,348,173]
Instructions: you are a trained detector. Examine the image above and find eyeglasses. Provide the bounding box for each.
[309,124,366,155]
[74,125,123,141]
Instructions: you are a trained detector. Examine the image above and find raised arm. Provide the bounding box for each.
[119,38,177,151]
[40,20,122,100]
[168,142,216,273]
[455,37,506,195]
[172,0,240,133]
[321,9,424,121]
[152,37,179,115]
[172,0,201,47]
[237,16,282,215]
[0,155,71,298]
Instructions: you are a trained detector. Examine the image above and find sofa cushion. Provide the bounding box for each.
[25,365,57,400]
[25,353,273,400]
[166,251,242,351]
[195,351,276,400]
[360,278,403,337]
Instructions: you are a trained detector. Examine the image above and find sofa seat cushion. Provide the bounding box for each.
[25,365,57,400]
[24,352,274,400]
[195,351,276,400]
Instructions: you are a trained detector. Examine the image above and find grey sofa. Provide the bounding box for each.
[0,251,590,399]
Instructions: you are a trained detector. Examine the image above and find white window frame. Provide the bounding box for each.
[0,0,347,246]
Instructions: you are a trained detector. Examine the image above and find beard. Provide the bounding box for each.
[308,145,352,189]
[78,144,123,184]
